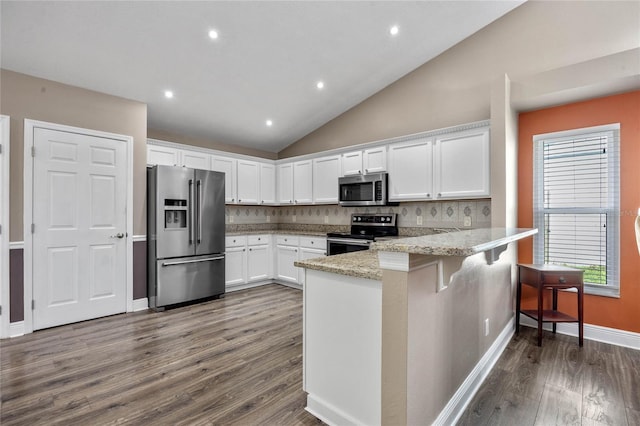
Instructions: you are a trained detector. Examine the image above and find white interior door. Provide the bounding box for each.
[32,127,127,330]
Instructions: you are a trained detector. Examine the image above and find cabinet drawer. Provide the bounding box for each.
[541,272,583,286]
[248,235,270,245]
[299,236,326,249]
[225,236,246,248]
[276,235,299,246]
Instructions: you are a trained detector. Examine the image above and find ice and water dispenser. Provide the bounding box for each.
[164,199,187,229]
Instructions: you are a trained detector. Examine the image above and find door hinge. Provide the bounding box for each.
[0,143,3,154]
[31,223,35,234]
[0,305,2,315]
[31,146,35,157]
[32,300,35,310]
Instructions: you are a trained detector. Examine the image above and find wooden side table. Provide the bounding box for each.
[516,264,584,347]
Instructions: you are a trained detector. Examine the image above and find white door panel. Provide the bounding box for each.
[32,128,127,330]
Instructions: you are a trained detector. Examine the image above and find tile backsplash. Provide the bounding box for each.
[226,199,491,229]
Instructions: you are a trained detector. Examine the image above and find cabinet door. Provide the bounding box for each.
[276,245,299,284]
[434,128,490,199]
[341,151,363,176]
[388,138,434,201]
[298,247,326,286]
[363,147,387,174]
[181,150,211,170]
[248,244,271,282]
[225,245,247,287]
[259,163,276,205]
[278,163,294,205]
[293,160,313,204]
[147,145,180,166]
[236,160,259,204]
[212,156,237,203]
[313,155,340,204]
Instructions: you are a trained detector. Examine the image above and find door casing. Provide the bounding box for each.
[23,119,134,335]
[0,115,10,338]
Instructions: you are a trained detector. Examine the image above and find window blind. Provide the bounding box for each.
[533,124,620,295]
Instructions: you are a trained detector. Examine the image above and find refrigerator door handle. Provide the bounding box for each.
[197,179,202,244]
[188,179,195,245]
[162,255,225,267]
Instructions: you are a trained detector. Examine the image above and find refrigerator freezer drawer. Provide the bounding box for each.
[153,254,225,308]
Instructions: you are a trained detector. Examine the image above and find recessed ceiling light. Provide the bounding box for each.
[208,29,219,40]
[389,25,399,36]
[316,81,325,90]
[164,90,174,99]
[266,119,273,127]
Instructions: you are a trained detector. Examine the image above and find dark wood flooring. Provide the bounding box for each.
[2,284,638,426]
[457,327,640,426]
[0,284,322,425]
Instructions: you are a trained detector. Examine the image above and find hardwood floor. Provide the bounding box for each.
[0,284,323,425]
[457,327,640,426]
[3,284,638,426]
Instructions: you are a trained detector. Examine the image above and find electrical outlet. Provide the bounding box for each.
[417,215,423,225]
[324,215,329,224]
[229,215,234,223]
[484,318,490,336]
[266,215,271,223]
[292,215,297,223]
[464,216,472,227]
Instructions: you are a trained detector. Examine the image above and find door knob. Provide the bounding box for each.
[110,233,125,239]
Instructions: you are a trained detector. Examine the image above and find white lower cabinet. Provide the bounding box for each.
[298,236,327,286]
[225,236,247,288]
[276,235,300,284]
[247,235,272,282]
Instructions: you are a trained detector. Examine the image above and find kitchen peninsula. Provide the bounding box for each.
[296,227,537,426]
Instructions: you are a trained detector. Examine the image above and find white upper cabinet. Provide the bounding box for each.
[147,145,180,166]
[433,127,490,199]
[363,147,387,174]
[259,163,276,205]
[278,163,294,205]
[181,150,211,170]
[293,160,313,204]
[341,151,363,176]
[212,156,237,204]
[312,155,341,204]
[236,160,260,204]
[388,138,434,201]
[341,147,387,176]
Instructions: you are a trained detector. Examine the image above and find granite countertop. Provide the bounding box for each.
[226,229,328,237]
[295,250,382,281]
[370,227,537,256]
[296,228,538,280]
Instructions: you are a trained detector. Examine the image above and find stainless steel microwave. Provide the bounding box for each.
[338,172,388,206]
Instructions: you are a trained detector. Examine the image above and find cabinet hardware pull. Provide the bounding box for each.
[559,277,566,283]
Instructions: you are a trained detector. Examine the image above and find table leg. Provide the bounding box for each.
[537,283,543,346]
[578,285,584,347]
[516,269,522,334]
[552,288,557,334]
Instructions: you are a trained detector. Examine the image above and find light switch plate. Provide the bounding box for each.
[266,215,271,223]
[417,216,423,225]
[229,215,234,223]
[324,215,329,224]
[292,215,297,222]
[464,216,472,227]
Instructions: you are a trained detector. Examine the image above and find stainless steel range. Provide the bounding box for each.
[326,213,398,256]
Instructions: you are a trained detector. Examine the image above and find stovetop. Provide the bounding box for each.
[327,213,398,240]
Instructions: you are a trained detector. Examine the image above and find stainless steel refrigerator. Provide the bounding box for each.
[147,165,225,310]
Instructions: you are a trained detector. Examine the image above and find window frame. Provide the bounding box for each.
[532,123,620,298]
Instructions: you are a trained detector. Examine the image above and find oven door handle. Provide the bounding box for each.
[327,238,371,247]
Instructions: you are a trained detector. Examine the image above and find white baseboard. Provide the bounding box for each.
[434,318,515,426]
[519,315,640,350]
[132,298,148,312]
[9,321,25,338]
[306,394,361,426]
[226,280,274,293]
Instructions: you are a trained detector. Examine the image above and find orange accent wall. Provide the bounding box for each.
[518,90,640,334]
